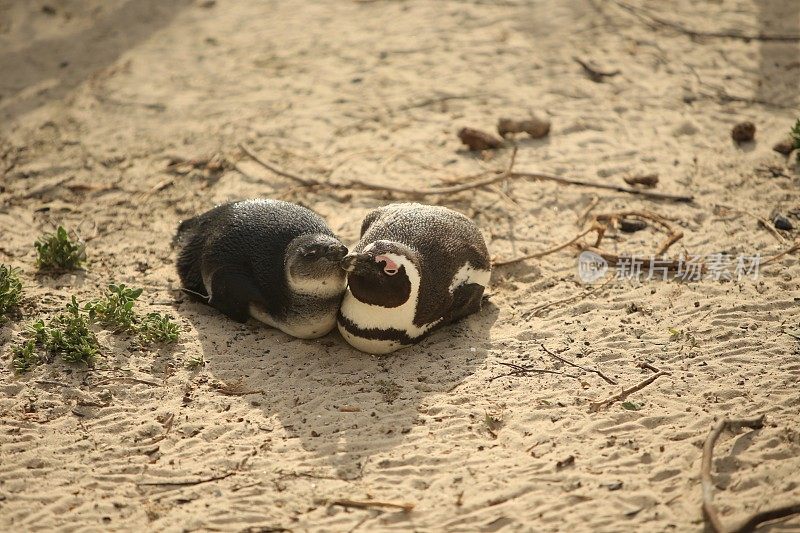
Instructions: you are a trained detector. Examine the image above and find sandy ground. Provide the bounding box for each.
[1,0,800,531]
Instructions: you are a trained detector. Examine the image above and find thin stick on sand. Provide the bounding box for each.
[525,276,615,317]
[490,361,580,381]
[511,171,693,202]
[495,209,683,266]
[492,224,605,267]
[588,363,669,412]
[592,210,684,255]
[716,204,786,245]
[327,499,415,512]
[611,0,800,42]
[239,143,322,187]
[540,343,617,385]
[137,471,237,487]
[701,416,800,532]
[239,144,693,202]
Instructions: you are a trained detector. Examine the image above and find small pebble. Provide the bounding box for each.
[773,138,795,156]
[731,121,756,143]
[773,214,794,231]
[619,218,648,233]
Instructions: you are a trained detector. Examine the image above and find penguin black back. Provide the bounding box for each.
[175,199,348,335]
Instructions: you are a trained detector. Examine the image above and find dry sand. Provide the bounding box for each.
[1,0,800,531]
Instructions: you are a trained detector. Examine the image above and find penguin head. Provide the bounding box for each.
[285,234,349,295]
[341,240,419,308]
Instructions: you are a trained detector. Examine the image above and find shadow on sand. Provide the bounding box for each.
[176,297,498,480]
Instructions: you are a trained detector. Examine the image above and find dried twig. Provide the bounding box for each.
[89,376,162,387]
[213,384,264,396]
[35,379,71,388]
[350,147,517,195]
[239,144,321,187]
[762,239,800,266]
[493,224,604,266]
[716,204,786,244]
[524,276,615,317]
[573,56,621,82]
[592,210,684,255]
[638,361,661,374]
[611,0,800,42]
[577,196,600,225]
[701,415,800,532]
[237,144,693,202]
[141,413,175,445]
[327,499,415,512]
[490,361,580,381]
[137,471,237,487]
[540,343,617,385]
[512,171,693,202]
[588,364,669,412]
[496,209,682,266]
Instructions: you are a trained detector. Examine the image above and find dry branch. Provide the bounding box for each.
[141,413,175,445]
[612,0,800,42]
[511,171,693,202]
[588,364,668,412]
[592,210,684,255]
[496,209,682,267]
[137,471,237,487]
[762,239,800,266]
[238,143,693,202]
[716,204,786,245]
[524,277,615,317]
[89,376,162,387]
[327,499,415,512]
[490,361,580,382]
[573,57,621,82]
[493,224,604,266]
[577,196,600,225]
[539,343,617,385]
[239,143,321,187]
[701,415,800,532]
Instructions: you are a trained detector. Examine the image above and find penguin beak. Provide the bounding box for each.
[341,252,372,273]
[323,243,349,262]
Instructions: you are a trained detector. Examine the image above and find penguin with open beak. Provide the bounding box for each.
[337,203,491,354]
[174,199,348,339]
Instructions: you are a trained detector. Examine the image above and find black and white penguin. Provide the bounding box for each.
[337,203,491,354]
[174,199,348,339]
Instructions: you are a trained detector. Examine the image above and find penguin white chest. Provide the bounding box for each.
[249,272,346,339]
[337,289,436,354]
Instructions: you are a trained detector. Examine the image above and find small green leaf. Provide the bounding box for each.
[621,401,641,411]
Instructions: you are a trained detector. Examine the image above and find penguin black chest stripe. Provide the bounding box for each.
[336,312,416,345]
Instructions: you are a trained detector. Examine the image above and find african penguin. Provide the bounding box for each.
[337,203,491,354]
[174,199,348,339]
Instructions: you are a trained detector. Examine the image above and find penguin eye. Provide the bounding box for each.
[384,266,398,276]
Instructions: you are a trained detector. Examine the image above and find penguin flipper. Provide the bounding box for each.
[447,283,485,324]
[208,270,265,323]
